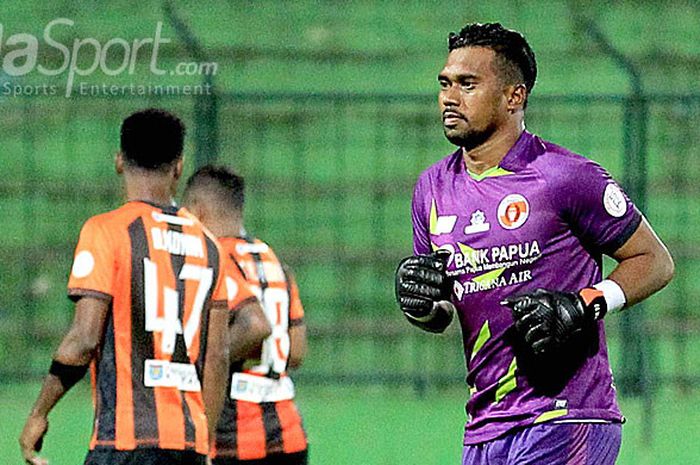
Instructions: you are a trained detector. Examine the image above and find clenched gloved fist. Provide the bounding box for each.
[395,250,454,333]
[502,288,606,355]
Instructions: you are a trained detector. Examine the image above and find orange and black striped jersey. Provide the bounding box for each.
[212,236,307,460]
[67,201,256,454]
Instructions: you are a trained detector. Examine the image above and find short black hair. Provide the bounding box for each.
[120,108,185,169]
[184,165,245,212]
[448,23,537,97]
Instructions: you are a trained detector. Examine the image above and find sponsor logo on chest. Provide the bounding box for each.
[430,192,542,298]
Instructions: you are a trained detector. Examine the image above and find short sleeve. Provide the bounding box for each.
[412,176,432,255]
[286,270,305,324]
[67,217,115,302]
[216,256,257,313]
[556,159,642,255]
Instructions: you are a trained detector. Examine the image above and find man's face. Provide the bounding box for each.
[438,46,510,150]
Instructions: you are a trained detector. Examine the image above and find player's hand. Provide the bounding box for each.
[502,288,604,355]
[19,413,49,465]
[395,250,451,319]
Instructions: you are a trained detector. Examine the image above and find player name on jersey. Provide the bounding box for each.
[151,227,204,258]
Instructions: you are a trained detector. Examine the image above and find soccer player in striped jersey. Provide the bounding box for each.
[19,109,269,465]
[183,166,309,465]
[394,24,674,464]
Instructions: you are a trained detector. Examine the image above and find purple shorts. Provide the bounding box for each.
[462,423,621,465]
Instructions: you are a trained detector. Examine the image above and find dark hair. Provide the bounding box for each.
[120,108,185,169]
[448,23,537,97]
[184,165,245,212]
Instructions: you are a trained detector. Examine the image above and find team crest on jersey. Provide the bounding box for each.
[464,210,490,235]
[497,194,529,230]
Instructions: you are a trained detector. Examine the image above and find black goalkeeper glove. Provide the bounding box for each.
[395,251,454,333]
[502,288,607,355]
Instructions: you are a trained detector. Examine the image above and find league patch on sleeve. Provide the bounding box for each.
[603,183,627,218]
[71,250,95,278]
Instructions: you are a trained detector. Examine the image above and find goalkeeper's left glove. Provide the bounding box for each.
[501,288,607,355]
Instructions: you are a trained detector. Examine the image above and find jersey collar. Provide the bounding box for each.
[129,199,180,215]
[498,130,546,172]
[456,130,546,180]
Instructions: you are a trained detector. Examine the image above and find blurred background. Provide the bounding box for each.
[1,1,699,463]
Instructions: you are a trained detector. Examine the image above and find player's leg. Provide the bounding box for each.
[507,422,622,465]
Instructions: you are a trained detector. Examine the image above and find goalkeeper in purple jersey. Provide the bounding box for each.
[394,23,674,464]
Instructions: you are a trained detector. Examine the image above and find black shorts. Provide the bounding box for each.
[84,448,207,465]
[212,449,308,465]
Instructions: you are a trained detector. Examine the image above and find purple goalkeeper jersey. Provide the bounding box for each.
[411,131,641,445]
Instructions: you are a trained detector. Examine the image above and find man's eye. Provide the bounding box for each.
[461,82,475,90]
[439,80,450,89]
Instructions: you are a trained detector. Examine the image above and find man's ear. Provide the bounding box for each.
[115,152,124,174]
[506,84,527,113]
[174,157,184,180]
[193,203,206,224]
[187,197,206,223]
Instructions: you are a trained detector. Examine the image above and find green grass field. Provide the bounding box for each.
[2,381,700,465]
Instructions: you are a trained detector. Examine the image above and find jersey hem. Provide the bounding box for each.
[212,446,308,460]
[67,288,113,302]
[463,409,624,445]
[90,441,205,453]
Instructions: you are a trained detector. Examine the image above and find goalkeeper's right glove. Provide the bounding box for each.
[395,251,454,333]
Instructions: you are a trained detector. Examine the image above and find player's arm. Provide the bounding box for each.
[606,217,674,306]
[394,251,455,333]
[504,173,675,356]
[288,323,307,369]
[401,178,456,333]
[285,268,306,369]
[503,219,673,355]
[229,299,271,362]
[19,296,109,465]
[503,158,675,355]
[202,301,230,442]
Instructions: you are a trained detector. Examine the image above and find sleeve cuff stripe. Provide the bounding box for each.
[67,289,113,302]
[601,211,642,256]
[229,296,259,312]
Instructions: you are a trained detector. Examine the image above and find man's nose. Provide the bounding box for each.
[440,84,460,107]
